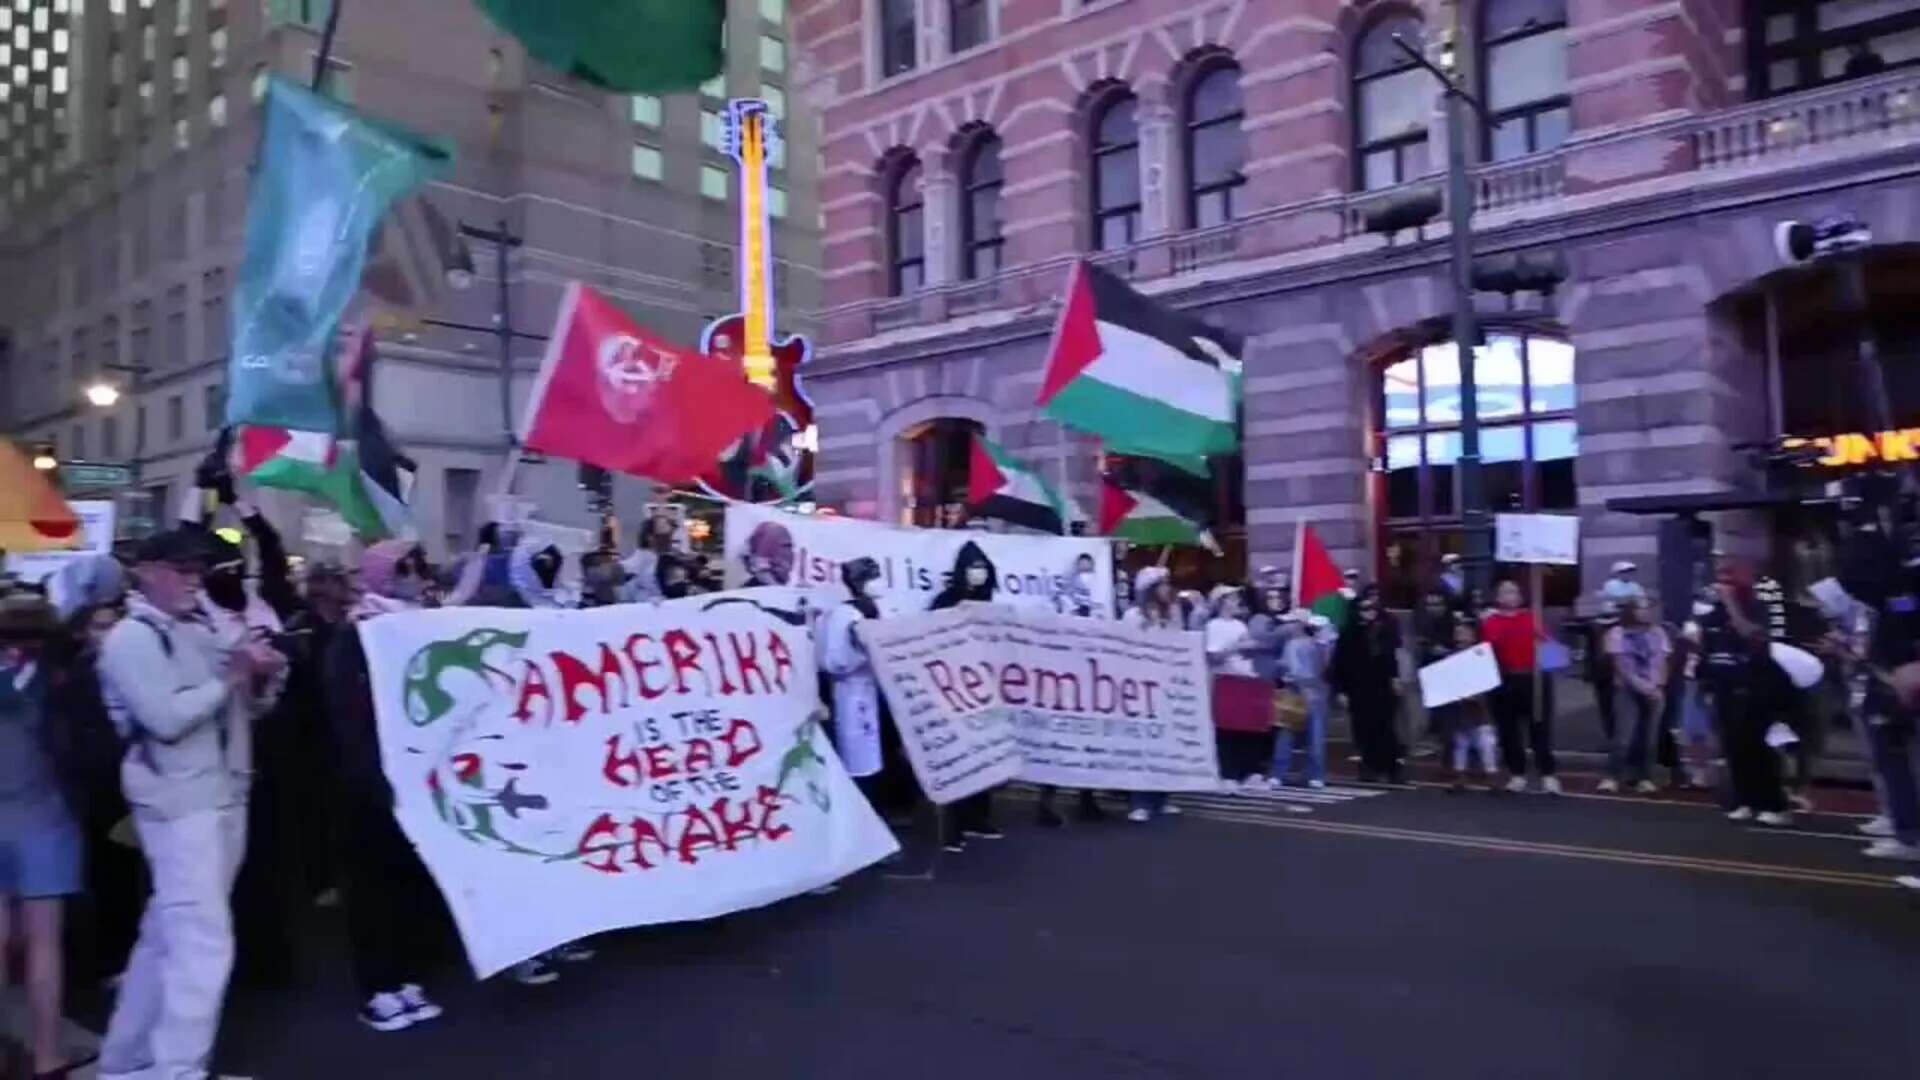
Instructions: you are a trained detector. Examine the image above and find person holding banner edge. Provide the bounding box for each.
[930,543,1007,846]
[1120,567,1185,822]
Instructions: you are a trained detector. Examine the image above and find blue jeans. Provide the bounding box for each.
[1608,687,1661,783]
[1270,690,1328,783]
[1868,716,1920,844]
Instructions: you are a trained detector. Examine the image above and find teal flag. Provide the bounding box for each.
[475,0,725,93]
[228,77,452,433]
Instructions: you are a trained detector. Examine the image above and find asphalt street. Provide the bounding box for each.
[96,779,1912,1080]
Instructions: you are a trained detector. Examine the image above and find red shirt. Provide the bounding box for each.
[1482,609,1539,673]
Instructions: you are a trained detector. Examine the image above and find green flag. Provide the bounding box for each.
[228,77,451,434]
[475,0,726,93]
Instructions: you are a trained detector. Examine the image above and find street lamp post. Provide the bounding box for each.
[419,220,539,474]
[1392,31,1499,594]
[87,361,151,533]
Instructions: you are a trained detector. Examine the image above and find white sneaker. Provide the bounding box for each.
[359,992,415,1032]
[1595,779,1620,793]
[1505,775,1528,794]
[512,958,559,986]
[1159,802,1183,816]
[1218,777,1241,795]
[1896,875,1920,890]
[1756,811,1794,827]
[552,941,597,963]
[1541,776,1563,796]
[1725,806,1755,822]
[1635,780,1659,794]
[399,983,442,1022]
[1127,808,1151,823]
[1858,815,1895,838]
[1788,793,1815,814]
[1242,774,1267,791]
[1307,779,1327,790]
[1863,839,1920,860]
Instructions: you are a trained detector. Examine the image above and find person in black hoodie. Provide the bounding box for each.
[1333,586,1405,783]
[929,542,1004,851]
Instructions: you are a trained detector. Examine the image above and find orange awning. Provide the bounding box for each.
[0,442,82,553]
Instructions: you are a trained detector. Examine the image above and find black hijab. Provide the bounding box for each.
[842,557,882,619]
[931,541,998,610]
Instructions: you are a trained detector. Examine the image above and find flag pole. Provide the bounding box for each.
[310,0,346,90]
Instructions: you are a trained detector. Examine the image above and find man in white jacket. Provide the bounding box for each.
[96,529,286,1080]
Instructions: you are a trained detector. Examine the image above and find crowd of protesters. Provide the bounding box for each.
[6,482,1920,1076]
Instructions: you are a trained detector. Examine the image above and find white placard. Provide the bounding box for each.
[1417,642,1503,709]
[1495,513,1580,566]
[723,504,1114,618]
[858,605,1219,801]
[358,588,899,978]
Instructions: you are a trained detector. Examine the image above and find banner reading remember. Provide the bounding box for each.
[359,588,899,978]
[858,606,1219,803]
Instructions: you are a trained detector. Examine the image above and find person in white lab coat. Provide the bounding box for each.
[821,558,886,789]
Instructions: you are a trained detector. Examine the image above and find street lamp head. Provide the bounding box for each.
[444,238,477,291]
[31,444,58,472]
[85,382,121,408]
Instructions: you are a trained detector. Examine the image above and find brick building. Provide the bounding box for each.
[789,0,1920,604]
[1,0,821,555]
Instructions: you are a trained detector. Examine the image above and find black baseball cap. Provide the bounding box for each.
[132,527,218,569]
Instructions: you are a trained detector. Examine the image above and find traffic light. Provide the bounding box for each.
[1774,216,1872,265]
[1361,187,1443,239]
[1471,249,1569,298]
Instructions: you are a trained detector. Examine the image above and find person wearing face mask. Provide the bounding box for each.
[96,529,287,1080]
[320,541,455,1030]
[930,543,1005,847]
[821,559,888,802]
[657,555,695,601]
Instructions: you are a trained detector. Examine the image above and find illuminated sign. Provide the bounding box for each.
[1782,429,1920,467]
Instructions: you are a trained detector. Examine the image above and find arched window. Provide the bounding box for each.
[960,133,1004,279]
[1090,92,1141,250]
[886,156,924,296]
[1482,0,1569,161]
[903,417,984,527]
[1185,63,1245,228]
[1375,332,1579,605]
[1353,14,1430,191]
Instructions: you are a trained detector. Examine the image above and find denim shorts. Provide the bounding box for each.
[0,818,84,899]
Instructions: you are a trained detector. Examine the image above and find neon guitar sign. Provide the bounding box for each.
[698,99,815,503]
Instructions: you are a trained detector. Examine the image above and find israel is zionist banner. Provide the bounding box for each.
[857,605,1220,803]
[722,504,1115,617]
[359,588,899,978]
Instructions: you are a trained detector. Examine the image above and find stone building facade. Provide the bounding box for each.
[789,0,1920,602]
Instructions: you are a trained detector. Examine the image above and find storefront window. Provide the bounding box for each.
[1374,332,1579,606]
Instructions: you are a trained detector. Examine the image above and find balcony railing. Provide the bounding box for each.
[1694,68,1920,169]
[836,73,1920,341]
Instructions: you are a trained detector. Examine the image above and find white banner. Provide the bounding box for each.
[359,588,899,978]
[1495,513,1579,566]
[722,505,1114,618]
[858,606,1219,802]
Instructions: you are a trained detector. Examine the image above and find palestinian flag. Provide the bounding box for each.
[1038,261,1242,472]
[966,435,1068,534]
[237,407,413,539]
[1292,521,1349,625]
[1099,458,1219,552]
